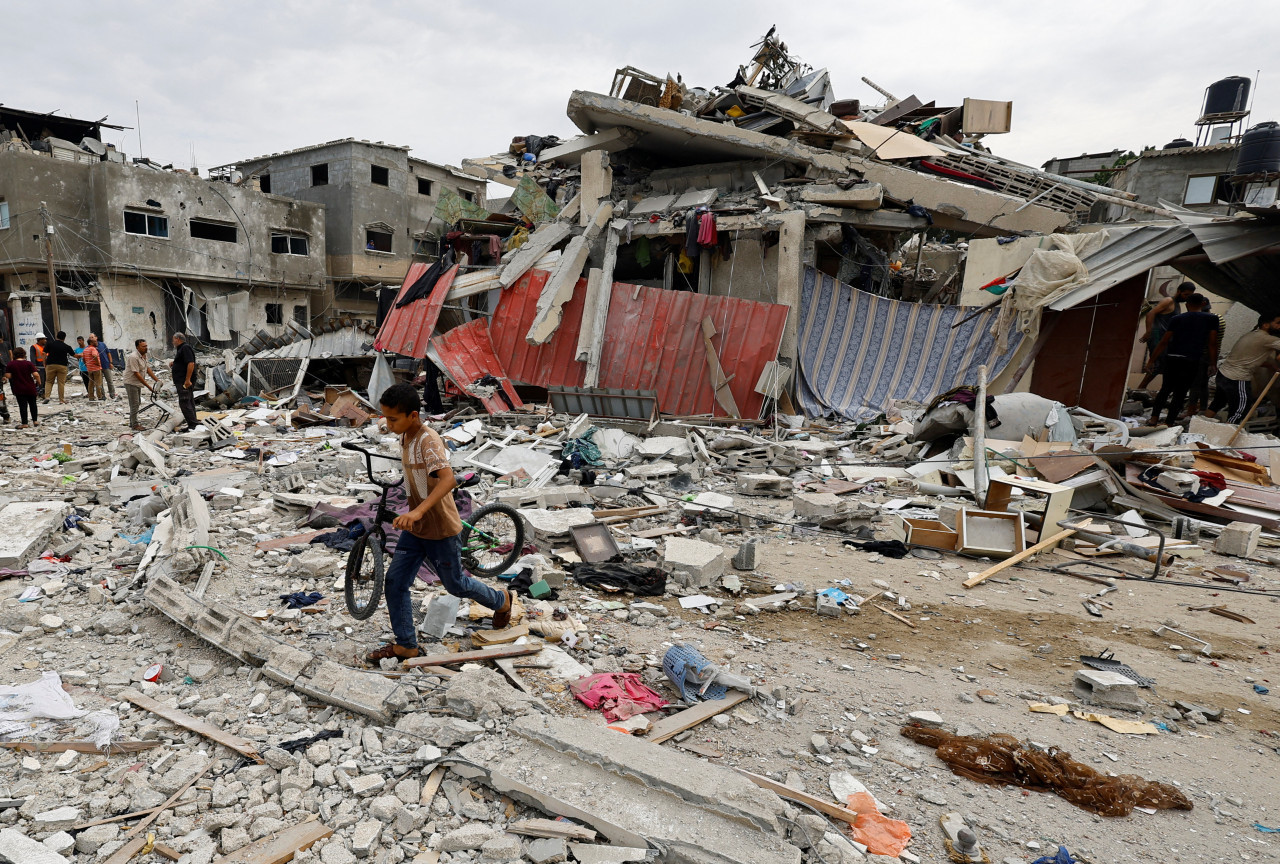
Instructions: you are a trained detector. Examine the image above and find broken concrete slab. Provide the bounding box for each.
[792,492,842,519]
[1072,670,1145,712]
[455,713,801,864]
[797,182,883,210]
[500,222,574,289]
[0,828,66,864]
[636,435,692,461]
[518,508,599,538]
[738,474,794,497]
[568,844,649,864]
[0,503,71,569]
[664,537,726,585]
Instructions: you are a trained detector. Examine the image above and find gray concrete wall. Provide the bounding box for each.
[1105,148,1237,221]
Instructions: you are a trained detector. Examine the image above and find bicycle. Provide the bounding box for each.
[339,441,525,620]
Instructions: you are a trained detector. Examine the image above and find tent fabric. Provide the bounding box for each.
[797,267,1024,422]
[993,230,1110,352]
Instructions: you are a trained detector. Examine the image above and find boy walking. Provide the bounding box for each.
[365,383,511,664]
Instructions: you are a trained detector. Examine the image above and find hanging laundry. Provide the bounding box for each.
[635,236,651,267]
[395,247,456,308]
[696,210,718,247]
[683,210,700,257]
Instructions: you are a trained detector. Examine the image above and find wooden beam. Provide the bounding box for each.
[118,690,261,762]
[0,740,159,754]
[211,818,333,864]
[733,769,859,826]
[873,603,916,629]
[403,644,543,669]
[963,519,1093,588]
[700,317,740,418]
[420,766,445,808]
[578,223,621,387]
[647,691,749,744]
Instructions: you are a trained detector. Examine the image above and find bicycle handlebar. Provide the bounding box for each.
[340,440,403,487]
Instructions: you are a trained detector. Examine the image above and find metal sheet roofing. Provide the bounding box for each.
[1046,224,1199,311]
[252,327,373,359]
[428,319,523,415]
[374,263,458,358]
[488,268,788,418]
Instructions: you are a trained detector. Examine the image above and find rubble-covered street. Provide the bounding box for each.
[4,15,1280,864]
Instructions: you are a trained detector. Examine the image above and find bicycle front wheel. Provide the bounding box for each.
[460,503,525,577]
[344,532,385,620]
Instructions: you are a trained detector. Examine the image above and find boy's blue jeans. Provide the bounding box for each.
[383,532,504,649]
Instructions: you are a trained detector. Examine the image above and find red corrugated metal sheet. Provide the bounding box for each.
[489,269,788,418]
[487,269,588,389]
[373,264,459,358]
[429,319,524,415]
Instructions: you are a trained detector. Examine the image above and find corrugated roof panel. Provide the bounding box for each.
[429,319,523,415]
[374,264,458,358]
[488,269,588,389]
[488,268,787,418]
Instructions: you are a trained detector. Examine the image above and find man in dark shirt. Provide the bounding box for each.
[1147,294,1219,426]
[42,331,76,405]
[171,332,199,432]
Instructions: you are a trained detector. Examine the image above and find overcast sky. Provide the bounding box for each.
[7,0,1279,181]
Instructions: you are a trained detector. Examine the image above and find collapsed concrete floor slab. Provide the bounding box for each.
[453,713,803,864]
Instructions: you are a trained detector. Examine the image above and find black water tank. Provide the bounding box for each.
[1205,76,1251,116]
[1164,138,1193,149]
[1235,121,1280,176]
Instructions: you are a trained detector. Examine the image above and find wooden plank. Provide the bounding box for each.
[420,766,445,807]
[212,818,333,864]
[648,691,749,744]
[404,644,543,669]
[963,519,1092,588]
[154,844,181,862]
[118,690,261,762]
[101,761,215,864]
[700,317,740,418]
[873,603,917,629]
[507,818,597,841]
[471,624,530,646]
[73,806,161,831]
[0,740,159,754]
[733,769,859,826]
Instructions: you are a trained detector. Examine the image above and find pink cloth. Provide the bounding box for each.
[696,211,718,247]
[571,672,669,722]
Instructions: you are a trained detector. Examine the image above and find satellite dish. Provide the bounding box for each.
[80,137,107,157]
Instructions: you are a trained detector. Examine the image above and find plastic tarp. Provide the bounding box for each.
[993,231,1110,352]
[367,353,394,412]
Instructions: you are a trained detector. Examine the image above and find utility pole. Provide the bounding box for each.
[39,203,61,335]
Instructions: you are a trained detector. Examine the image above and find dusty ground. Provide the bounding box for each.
[2,385,1279,863]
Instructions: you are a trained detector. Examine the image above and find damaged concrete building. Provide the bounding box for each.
[0,106,327,355]
[218,140,488,326]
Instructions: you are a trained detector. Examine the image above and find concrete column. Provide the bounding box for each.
[775,210,806,376]
[580,152,613,227]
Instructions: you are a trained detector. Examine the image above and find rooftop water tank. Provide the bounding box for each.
[1204,76,1251,116]
[1234,121,1280,177]
[1163,138,1194,150]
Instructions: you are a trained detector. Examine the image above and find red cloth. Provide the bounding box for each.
[570,672,669,722]
[1191,470,1227,492]
[696,212,718,247]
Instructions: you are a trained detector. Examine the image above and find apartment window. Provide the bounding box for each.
[1184,175,1218,206]
[265,303,283,325]
[270,233,309,255]
[311,163,329,186]
[365,229,393,253]
[124,210,169,238]
[293,305,308,324]
[0,200,8,230]
[371,165,389,186]
[412,237,437,257]
[417,177,432,196]
[259,173,271,194]
[189,219,237,243]
[459,189,475,203]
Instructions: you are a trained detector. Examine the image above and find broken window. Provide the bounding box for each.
[417,177,432,196]
[124,211,168,238]
[265,303,283,325]
[1184,175,1218,206]
[311,164,329,187]
[189,219,237,243]
[293,304,308,324]
[0,200,8,230]
[270,233,309,255]
[413,237,437,257]
[366,229,393,253]
[459,189,475,203]
[371,165,389,186]
[259,173,271,194]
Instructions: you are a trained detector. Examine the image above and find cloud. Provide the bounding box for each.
[5,0,1278,177]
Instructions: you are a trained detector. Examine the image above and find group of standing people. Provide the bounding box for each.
[1142,282,1280,427]
[31,331,116,405]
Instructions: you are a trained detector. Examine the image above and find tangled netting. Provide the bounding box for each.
[901,725,1193,818]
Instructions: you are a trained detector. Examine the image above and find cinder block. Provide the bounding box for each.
[793,492,842,519]
[1213,521,1260,558]
[663,537,725,585]
[738,474,794,497]
[1073,669,1145,712]
[733,541,757,571]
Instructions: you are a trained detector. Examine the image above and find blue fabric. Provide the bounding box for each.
[797,267,1024,421]
[1031,848,1079,864]
[384,532,504,648]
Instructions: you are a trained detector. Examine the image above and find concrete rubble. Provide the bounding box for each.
[1,26,1279,864]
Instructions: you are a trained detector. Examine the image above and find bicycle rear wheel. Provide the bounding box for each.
[344,532,385,620]
[460,503,525,577]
